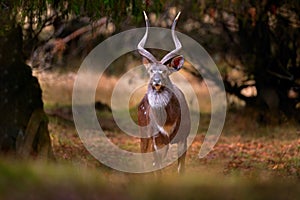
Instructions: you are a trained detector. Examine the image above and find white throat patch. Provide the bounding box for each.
[147,88,172,108]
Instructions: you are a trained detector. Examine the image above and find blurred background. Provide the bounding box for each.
[0,0,300,199]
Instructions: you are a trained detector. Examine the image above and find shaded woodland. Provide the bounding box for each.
[0,0,300,199]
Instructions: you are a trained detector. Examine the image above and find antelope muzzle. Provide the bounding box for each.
[151,75,163,91]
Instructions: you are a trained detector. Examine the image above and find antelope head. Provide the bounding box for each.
[138,11,184,93]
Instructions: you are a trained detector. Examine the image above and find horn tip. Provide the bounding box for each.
[175,12,181,21]
[143,11,148,20]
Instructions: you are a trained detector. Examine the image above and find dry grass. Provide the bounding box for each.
[47,111,300,178]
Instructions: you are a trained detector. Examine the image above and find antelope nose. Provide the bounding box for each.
[153,78,161,86]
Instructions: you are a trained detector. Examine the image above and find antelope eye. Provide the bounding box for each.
[160,70,167,74]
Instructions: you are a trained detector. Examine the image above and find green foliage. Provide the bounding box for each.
[0,0,166,41]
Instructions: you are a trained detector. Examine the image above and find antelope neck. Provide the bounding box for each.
[147,84,174,108]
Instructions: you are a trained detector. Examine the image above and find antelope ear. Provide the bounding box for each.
[170,55,184,71]
[142,57,151,70]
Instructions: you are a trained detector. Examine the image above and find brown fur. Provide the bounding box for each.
[138,86,189,173]
[138,91,181,144]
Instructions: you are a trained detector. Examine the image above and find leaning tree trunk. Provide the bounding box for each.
[0,26,54,159]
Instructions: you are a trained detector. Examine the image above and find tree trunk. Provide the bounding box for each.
[0,26,54,159]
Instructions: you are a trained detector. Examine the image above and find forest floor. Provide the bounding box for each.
[1,70,300,199]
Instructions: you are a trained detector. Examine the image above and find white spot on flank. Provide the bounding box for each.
[144,111,147,115]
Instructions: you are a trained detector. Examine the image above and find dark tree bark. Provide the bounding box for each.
[0,26,54,159]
